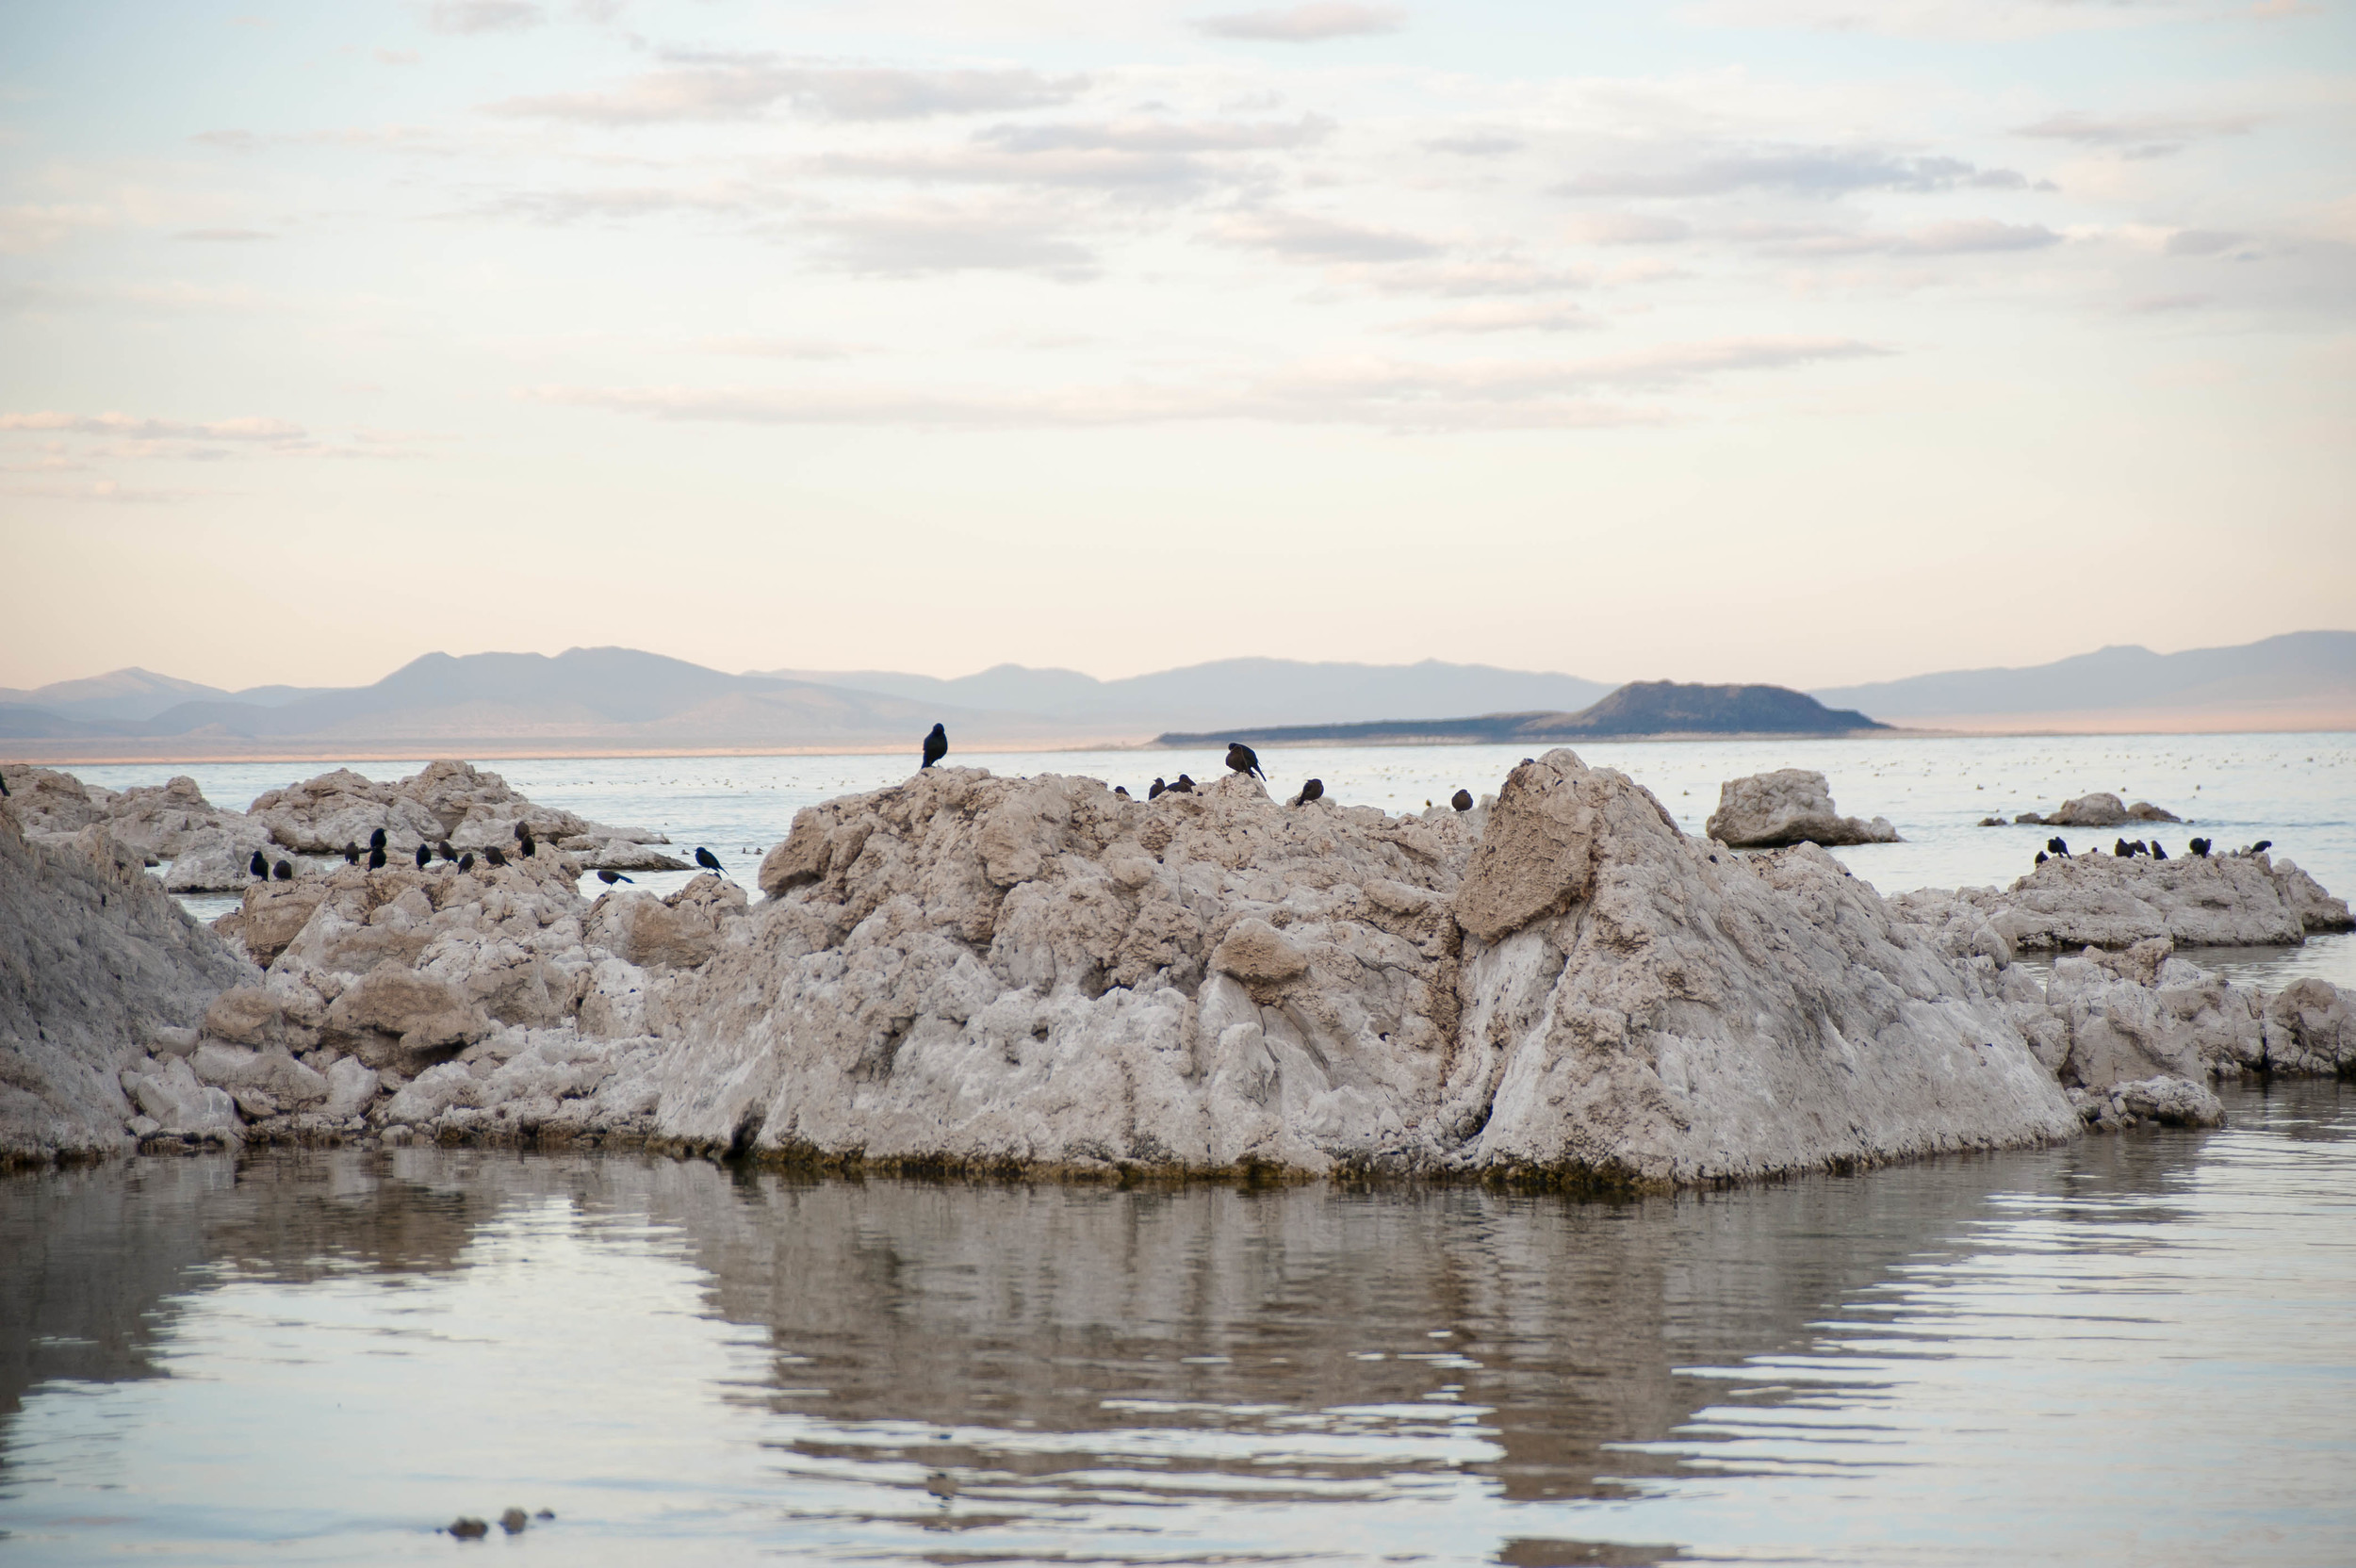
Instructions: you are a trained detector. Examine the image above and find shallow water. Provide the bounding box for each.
[2,1081,2351,1565]
[74,730,2356,988]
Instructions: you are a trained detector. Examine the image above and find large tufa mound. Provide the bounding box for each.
[2014,792,2183,827]
[1894,850,2351,953]
[1704,769,1902,849]
[0,810,261,1165]
[646,751,2070,1186]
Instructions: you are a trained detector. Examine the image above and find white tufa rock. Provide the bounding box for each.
[1704,769,1900,849]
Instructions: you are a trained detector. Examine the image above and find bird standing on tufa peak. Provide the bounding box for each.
[1291,778,1323,808]
[2188,837,2211,858]
[438,840,456,863]
[458,852,475,872]
[369,827,387,854]
[922,724,948,770]
[596,869,631,886]
[342,841,360,865]
[415,843,432,870]
[249,849,270,879]
[695,847,725,876]
[1148,778,1167,800]
[1225,743,1265,782]
[271,858,294,881]
[2046,837,2069,858]
[515,822,536,858]
[2151,842,2168,860]
[368,844,386,871]
[1169,775,1196,793]
[1451,789,1474,813]
[485,844,507,868]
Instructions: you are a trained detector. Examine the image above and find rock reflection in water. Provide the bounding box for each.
[3,1084,2353,1565]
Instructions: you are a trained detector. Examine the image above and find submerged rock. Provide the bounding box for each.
[1703,769,1900,849]
[2035,792,2184,828]
[663,755,2070,1186]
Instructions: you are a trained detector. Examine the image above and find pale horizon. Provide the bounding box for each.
[5,1,2353,694]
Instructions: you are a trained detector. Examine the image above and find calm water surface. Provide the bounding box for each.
[3,1082,2352,1565]
[74,730,2356,988]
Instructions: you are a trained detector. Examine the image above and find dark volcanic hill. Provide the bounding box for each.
[1155,681,1888,747]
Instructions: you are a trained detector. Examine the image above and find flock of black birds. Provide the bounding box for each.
[244,815,740,890]
[2030,833,2268,867]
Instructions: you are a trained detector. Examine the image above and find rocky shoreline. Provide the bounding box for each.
[3,754,2349,1183]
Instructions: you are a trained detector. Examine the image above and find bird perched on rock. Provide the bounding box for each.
[342,841,360,865]
[922,723,948,770]
[1113,786,1130,798]
[1451,789,1474,813]
[596,869,632,886]
[249,849,270,879]
[2115,839,2133,858]
[2035,850,2049,865]
[1148,778,1166,800]
[2252,840,2273,855]
[695,847,724,876]
[2151,842,2168,860]
[1170,775,1196,792]
[1291,778,1323,807]
[2188,837,2211,858]
[415,843,432,870]
[2046,837,2069,857]
[515,823,536,858]
[485,844,507,868]
[369,827,387,853]
[1226,743,1265,781]
[368,845,386,871]
[272,859,294,881]
[439,841,456,862]
[458,852,476,872]
[0,772,7,796]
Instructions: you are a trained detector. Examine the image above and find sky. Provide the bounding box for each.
[2,0,2352,694]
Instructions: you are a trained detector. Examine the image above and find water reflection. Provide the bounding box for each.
[2,1083,2351,1565]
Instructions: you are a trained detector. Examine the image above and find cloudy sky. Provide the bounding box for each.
[3,0,2351,693]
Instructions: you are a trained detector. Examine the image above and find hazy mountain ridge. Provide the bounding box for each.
[1161,681,1887,747]
[1812,630,2356,722]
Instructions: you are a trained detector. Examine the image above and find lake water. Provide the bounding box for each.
[3,1080,2351,1565]
[71,729,2356,988]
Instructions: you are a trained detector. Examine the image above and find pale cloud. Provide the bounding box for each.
[1748,218,2064,255]
[0,203,110,253]
[1214,209,1441,262]
[695,335,867,359]
[1564,213,1691,246]
[1424,133,1523,157]
[803,204,1100,278]
[2014,109,2264,159]
[1561,143,2035,197]
[489,62,1088,124]
[422,1,545,35]
[1367,258,1588,296]
[1681,0,2203,42]
[1393,301,1592,334]
[375,48,423,65]
[1194,5,1406,42]
[0,412,306,442]
[174,227,275,242]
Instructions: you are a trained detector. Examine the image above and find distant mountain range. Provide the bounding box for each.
[1162,682,1886,746]
[0,631,2348,762]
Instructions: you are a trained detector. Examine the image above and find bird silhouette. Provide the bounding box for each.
[1225,743,1265,781]
[597,869,632,886]
[369,827,387,853]
[2035,850,2049,865]
[1113,786,1130,798]
[0,772,8,797]
[2046,837,2069,857]
[458,852,476,872]
[485,844,507,868]
[415,843,432,870]
[922,724,948,770]
[2151,843,2168,860]
[249,849,270,879]
[368,845,387,871]
[2252,840,2273,855]
[1170,775,1196,792]
[1292,778,1323,807]
[342,841,360,865]
[272,859,293,881]
[1148,778,1166,800]
[515,823,536,858]
[439,840,457,862]
[2116,839,2132,858]
[1451,789,1474,812]
[695,847,724,875]
[2188,837,2211,858]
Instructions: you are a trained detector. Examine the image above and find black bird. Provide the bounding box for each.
[272,859,294,881]
[485,844,507,868]
[415,842,433,870]
[1114,786,1130,798]
[249,849,270,879]
[695,847,724,876]
[2188,837,2211,858]
[458,852,476,872]
[0,771,8,797]
[1225,743,1265,781]
[2035,850,2049,865]
[1148,778,1166,800]
[439,840,456,862]
[2115,839,2133,858]
[1451,789,1474,813]
[1170,775,1196,793]
[596,869,632,886]
[922,723,948,770]
[2252,840,2273,855]
[343,841,360,865]
[514,822,537,858]
[369,827,387,853]
[1292,778,1324,807]
[368,845,387,871]
[2151,843,2168,860]
[2047,837,2069,857]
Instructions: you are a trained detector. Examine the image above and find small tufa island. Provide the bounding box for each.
[5,750,2352,1181]
[1156,680,1888,748]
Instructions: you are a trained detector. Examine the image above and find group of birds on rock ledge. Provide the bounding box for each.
[917,727,1480,816]
[2032,834,2266,867]
[249,822,730,888]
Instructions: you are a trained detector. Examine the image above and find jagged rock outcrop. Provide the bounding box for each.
[4,768,276,886]
[658,755,2070,1185]
[1704,769,1900,849]
[245,760,662,858]
[1894,851,2350,953]
[2015,792,2183,827]
[0,812,260,1164]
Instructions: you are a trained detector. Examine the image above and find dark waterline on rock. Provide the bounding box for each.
[3,1081,2350,1565]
